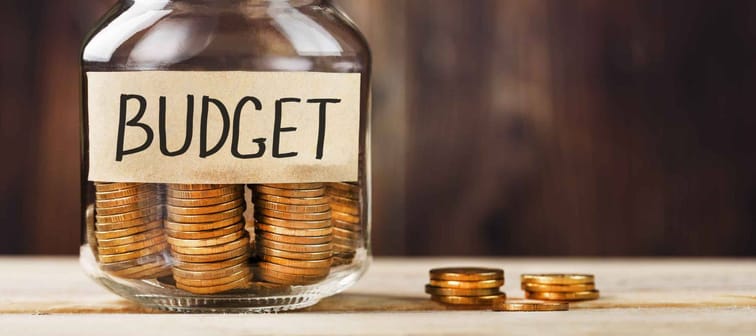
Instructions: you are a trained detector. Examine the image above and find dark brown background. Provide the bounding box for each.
[2,0,755,256]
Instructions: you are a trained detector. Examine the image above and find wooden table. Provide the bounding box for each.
[1,257,754,335]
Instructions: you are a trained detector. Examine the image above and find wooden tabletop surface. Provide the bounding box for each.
[1,257,755,335]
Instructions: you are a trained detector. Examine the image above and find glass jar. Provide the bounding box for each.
[80,0,371,312]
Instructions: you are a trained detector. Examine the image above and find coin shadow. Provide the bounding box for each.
[303,292,449,312]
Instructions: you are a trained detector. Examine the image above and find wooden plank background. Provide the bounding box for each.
[2,0,755,256]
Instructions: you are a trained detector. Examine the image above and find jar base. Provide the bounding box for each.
[80,245,369,313]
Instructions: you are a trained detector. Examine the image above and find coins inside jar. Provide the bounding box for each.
[325,182,362,266]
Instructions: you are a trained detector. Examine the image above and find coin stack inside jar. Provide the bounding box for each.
[325,182,362,266]
[252,183,333,285]
[164,184,251,294]
[426,267,506,307]
[521,274,600,302]
[93,182,170,279]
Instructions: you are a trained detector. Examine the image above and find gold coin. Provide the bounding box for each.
[173,253,250,272]
[166,192,241,207]
[99,252,167,271]
[325,187,359,200]
[95,197,160,216]
[522,282,596,293]
[167,206,245,223]
[256,231,332,245]
[424,285,503,297]
[332,236,360,248]
[256,246,332,261]
[164,216,243,232]
[169,234,249,255]
[177,273,250,294]
[97,235,166,255]
[95,184,156,199]
[175,268,251,287]
[255,215,331,229]
[97,243,168,263]
[332,211,360,224]
[256,268,326,285]
[254,185,325,198]
[165,222,244,240]
[95,214,162,231]
[260,255,332,269]
[258,261,330,276]
[521,274,595,285]
[255,222,333,237]
[172,262,248,280]
[326,182,360,193]
[171,245,249,263]
[96,227,164,247]
[95,191,158,208]
[167,185,242,199]
[492,299,569,312]
[525,290,600,301]
[93,182,142,192]
[333,219,362,231]
[328,195,360,208]
[254,208,330,221]
[166,199,244,215]
[121,265,172,279]
[333,227,361,240]
[257,238,332,253]
[107,260,168,277]
[166,230,244,248]
[430,267,504,281]
[254,194,329,205]
[167,184,225,191]
[95,206,162,223]
[428,279,504,289]
[95,220,163,240]
[264,183,325,190]
[431,294,505,306]
[254,199,330,213]
[330,202,360,215]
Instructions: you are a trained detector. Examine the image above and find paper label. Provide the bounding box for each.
[87,71,361,183]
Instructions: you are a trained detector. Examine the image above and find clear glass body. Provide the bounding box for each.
[80,0,371,312]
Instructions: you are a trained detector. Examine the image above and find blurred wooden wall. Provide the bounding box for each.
[2,0,756,255]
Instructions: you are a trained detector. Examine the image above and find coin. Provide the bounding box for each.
[167,185,242,199]
[253,194,329,206]
[174,268,251,287]
[173,253,250,272]
[95,197,161,216]
[255,215,331,229]
[95,191,159,208]
[256,246,332,261]
[325,187,359,200]
[264,183,324,190]
[330,202,360,215]
[165,198,244,215]
[332,236,360,248]
[166,192,241,207]
[525,290,600,301]
[328,195,360,208]
[254,185,325,198]
[256,269,325,285]
[256,231,332,245]
[99,252,167,271]
[95,206,162,223]
[333,219,361,231]
[424,285,503,297]
[177,274,250,294]
[256,222,333,237]
[428,279,504,289]
[171,245,249,263]
[431,294,505,305]
[172,262,248,280]
[167,184,225,190]
[332,227,361,240]
[165,222,244,240]
[97,235,167,255]
[94,182,141,192]
[107,260,168,277]
[326,182,360,193]
[492,299,569,312]
[95,184,156,199]
[260,255,332,269]
[430,267,504,281]
[331,211,360,224]
[97,242,169,263]
[167,206,245,223]
[254,199,331,213]
[256,238,333,253]
[522,282,596,293]
[258,261,331,276]
[169,234,249,255]
[95,220,163,240]
[254,208,331,221]
[521,274,595,285]
[96,228,164,247]
[166,230,244,248]
[122,265,172,279]
[164,216,243,232]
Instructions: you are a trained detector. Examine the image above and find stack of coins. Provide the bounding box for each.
[325,182,362,265]
[93,182,170,279]
[521,274,600,301]
[252,183,333,285]
[165,184,251,294]
[426,267,506,306]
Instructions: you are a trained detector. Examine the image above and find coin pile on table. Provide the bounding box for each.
[251,183,333,285]
[326,182,362,265]
[521,273,599,301]
[164,184,251,294]
[93,182,170,279]
[425,267,506,306]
